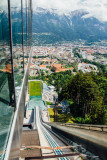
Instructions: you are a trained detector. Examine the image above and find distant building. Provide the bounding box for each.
[40,65,47,70]
[51,64,62,70]
[78,63,98,73]
[48,86,56,91]
[51,64,72,73]
[30,64,40,76]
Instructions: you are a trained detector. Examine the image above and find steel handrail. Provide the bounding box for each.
[49,122,107,132]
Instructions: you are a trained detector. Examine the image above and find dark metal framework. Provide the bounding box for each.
[6,0,33,108]
[21,0,24,73]
[8,0,16,108]
[26,0,28,57]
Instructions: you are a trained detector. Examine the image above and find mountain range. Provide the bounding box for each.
[32,8,107,44]
[1,7,107,45]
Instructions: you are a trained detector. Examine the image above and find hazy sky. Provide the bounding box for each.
[33,0,107,22]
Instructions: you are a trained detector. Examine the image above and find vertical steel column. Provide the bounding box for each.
[1,13,5,50]
[30,0,33,46]
[26,0,28,58]
[28,0,30,50]
[8,0,16,109]
[21,0,24,73]
[28,0,31,49]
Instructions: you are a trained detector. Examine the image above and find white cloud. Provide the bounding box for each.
[0,0,106,22]
[33,0,107,22]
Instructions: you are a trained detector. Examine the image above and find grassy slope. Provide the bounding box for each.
[28,81,43,96]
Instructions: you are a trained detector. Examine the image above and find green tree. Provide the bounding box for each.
[60,72,105,124]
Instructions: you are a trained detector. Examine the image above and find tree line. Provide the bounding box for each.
[47,70,72,92]
[59,72,107,124]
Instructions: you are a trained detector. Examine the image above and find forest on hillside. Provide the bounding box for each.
[29,70,107,124]
[59,72,107,124]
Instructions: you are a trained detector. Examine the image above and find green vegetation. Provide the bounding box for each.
[56,58,78,70]
[29,70,47,81]
[28,81,43,96]
[74,115,91,124]
[71,62,78,70]
[32,70,73,92]
[93,52,107,58]
[73,68,77,72]
[36,70,47,81]
[59,72,107,124]
[46,66,51,69]
[46,101,53,105]
[58,110,74,123]
[48,108,75,123]
[46,70,73,92]
[73,48,82,58]
[63,64,73,68]
[38,56,49,58]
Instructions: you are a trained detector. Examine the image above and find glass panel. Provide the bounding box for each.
[23,0,32,68]
[27,0,32,53]
[23,0,28,68]
[0,1,15,159]
[0,0,32,159]
[11,0,24,100]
